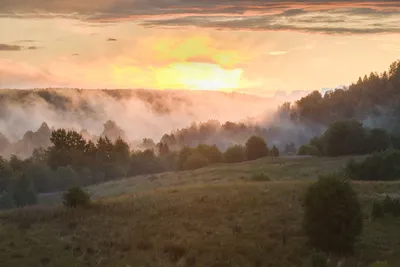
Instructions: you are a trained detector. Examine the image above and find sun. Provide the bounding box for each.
[154,62,243,91]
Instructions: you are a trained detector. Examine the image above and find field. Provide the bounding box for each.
[1,156,400,267]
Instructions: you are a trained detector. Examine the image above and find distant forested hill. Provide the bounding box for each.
[285,60,400,131]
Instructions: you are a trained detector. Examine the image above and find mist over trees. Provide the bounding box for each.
[288,60,400,130]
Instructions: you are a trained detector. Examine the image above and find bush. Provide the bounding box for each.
[345,150,400,181]
[12,174,38,207]
[62,186,91,208]
[320,120,367,156]
[303,174,363,255]
[224,145,246,163]
[245,136,268,161]
[0,191,15,210]
[372,195,400,219]
[270,145,280,157]
[182,153,209,170]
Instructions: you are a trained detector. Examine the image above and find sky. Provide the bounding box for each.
[0,0,400,96]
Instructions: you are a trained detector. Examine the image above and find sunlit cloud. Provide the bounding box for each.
[269,51,288,56]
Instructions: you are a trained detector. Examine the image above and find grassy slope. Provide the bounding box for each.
[1,156,400,267]
[40,155,359,205]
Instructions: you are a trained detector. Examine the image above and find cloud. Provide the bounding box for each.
[107,38,117,41]
[0,1,400,34]
[0,44,22,51]
[269,51,288,56]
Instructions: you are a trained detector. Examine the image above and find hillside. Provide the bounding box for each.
[39,155,357,205]
[1,156,400,267]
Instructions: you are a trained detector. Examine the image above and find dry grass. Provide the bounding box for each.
[1,155,400,267]
[39,155,361,205]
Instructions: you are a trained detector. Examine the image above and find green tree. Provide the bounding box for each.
[63,186,91,208]
[48,129,87,169]
[176,147,194,170]
[366,128,391,153]
[321,120,367,156]
[271,145,280,157]
[12,174,37,207]
[245,136,268,161]
[223,145,246,163]
[0,191,15,210]
[303,174,363,255]
[183,153,209,170]
[195,144,223,164]
[157,142,170,157]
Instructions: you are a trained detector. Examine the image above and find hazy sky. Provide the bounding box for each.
[1,0,400,95]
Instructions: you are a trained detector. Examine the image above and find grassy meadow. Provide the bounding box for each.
[1,155,400,267]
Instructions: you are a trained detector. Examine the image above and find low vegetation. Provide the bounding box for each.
[62,187,91,208]
[303,174,363,256]
[345,150,400,181]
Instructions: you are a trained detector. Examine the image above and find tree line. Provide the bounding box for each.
[282,60,400,130]
[0,129,280,209]
[298,120,399,157]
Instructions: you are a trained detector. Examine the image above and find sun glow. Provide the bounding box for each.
[154,62,243,91]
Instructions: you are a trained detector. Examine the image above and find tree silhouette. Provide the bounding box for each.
[245,136,268,161]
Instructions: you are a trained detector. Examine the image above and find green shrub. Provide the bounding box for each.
[270,145,280,157]
[245,136,268,161]
[372,195,400,219]
[303,174,363,255]
[372,200,385,220]
[345,150,400,181]
[0,191,15,210]
[182,153,209,170]
[62,186,91,208]
[223,145,246,163]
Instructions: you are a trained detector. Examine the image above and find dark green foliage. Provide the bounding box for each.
[300,120,398,157]
[284,142,296,154]
[55,166,79,191]
[305,251,328,267]
[372,196,400,219]
[372,200,385,220]
[12,174,37,207]
[245,136,268,161]
[62,186,91,208]
[25,162,53,193]
[298,144,320,156]
[271,145,280,157]
[321,120,366,156]
[292,60,400,129]
[366,128,391,153]
[195,144,223,164]
[129,149,166,176]
[223,145,246,163]
[345,150,400,181]
[176,147,193,170]
[0,191,15,210]
[303,174,363,255]
[157,142,170,157]
[182,153,209,170]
